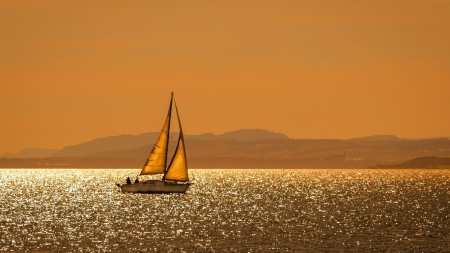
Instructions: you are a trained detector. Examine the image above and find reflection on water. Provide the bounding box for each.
[0,169,449,252]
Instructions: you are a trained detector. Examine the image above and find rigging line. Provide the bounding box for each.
[164,92,174,176]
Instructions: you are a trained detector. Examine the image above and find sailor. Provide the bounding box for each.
[134,178,140,184]
[126,177,131,184]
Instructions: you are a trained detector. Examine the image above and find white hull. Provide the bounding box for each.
[120,180,190,193]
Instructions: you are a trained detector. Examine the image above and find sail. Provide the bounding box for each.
[164,102,189,181]
[140,95,173,175]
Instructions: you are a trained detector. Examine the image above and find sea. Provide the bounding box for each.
[0,169,449,252]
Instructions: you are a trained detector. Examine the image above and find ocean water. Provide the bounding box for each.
[0,169,449,252]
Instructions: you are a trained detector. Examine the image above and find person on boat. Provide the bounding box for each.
[126,177,131,184]
[134,178,139,184]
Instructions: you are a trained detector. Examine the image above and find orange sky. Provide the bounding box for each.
[1,0,449,154]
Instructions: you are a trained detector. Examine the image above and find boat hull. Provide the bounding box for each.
[120,181,190,193]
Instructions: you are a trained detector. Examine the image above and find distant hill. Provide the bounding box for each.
[369,156,450,169]
[187,129,289,141]
[212,129,289,141]
[0,147,58,158]
[50,136,450,165]
[349,135,401,141]
[51,129,289,157]
[0,129,289,159]
[52,132,160,157]
[2,130,450,169]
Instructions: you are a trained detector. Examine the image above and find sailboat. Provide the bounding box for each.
[120,92,190,193]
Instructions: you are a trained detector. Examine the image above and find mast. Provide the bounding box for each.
[163,99,189,182]
[165,92,174,173]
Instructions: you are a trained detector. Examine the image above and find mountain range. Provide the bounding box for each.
[1,129,450,168]
[1,129,289,158]
[0,147,58,159]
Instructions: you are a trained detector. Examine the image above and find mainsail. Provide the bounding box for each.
[139,93,188,181]
[164,101,189,181]
[140,95,173,175]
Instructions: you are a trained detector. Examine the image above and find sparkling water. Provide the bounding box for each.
[1,169,449,252]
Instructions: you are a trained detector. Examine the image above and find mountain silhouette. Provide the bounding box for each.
[51,129,289,157]
[211,129,289,141]
[52,132,159,157]
[369,156,450,169]
[0,147,58,158]
[3,130,450,169]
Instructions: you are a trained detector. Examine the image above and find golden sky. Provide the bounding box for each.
[1,0,449,154]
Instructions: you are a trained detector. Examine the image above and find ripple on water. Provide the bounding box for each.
[0,169,449,252]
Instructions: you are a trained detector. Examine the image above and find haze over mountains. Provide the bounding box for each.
[1,129,289,158]
[2,129,450,168]
[0,147,58,159]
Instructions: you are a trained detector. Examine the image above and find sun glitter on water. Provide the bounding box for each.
[1,169,449,252]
